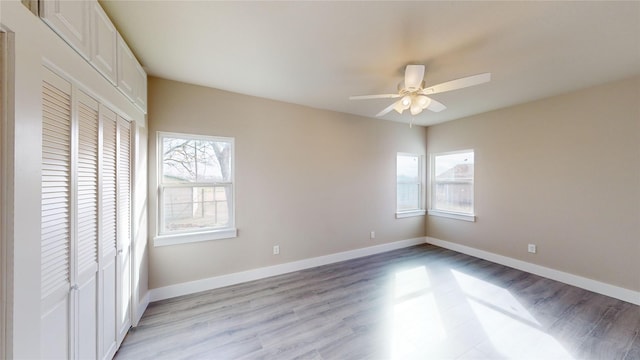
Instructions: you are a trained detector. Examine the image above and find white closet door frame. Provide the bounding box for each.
[0,28,12,360]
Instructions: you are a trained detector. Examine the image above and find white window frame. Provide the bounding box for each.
[154,131,237,246]
[396,152,426,218]
[428,149,476,222]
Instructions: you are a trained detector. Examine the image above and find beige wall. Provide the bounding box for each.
[148,77,427,289]
[426,75,640,292]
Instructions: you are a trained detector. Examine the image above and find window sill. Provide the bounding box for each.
[154,228,238,247]
[428,210,476,222]
[396,209,426,219]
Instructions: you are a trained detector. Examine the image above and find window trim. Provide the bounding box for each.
[396,152,426,219]
[428,149,476,222]
[427,209,475,222]
[154,131,237,246]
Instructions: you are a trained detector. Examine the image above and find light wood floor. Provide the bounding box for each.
[115,244,640,359]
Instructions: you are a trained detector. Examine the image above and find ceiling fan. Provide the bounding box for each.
[350,65,491,117]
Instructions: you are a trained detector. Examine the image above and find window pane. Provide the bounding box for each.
[433,151,474,214]
[397,153,422,212]
[397,183,420,211]
[397,154,420,183]
[162,186,231,232]
[434,182,474,213]
[162,137,231,183]
[434,152,473,180]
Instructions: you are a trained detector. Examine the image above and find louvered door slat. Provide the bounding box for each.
[43,80,70,97]
[43,155,71,165]
[42,187,70,195]
[43,168,70,175]
[42,102,72,118]
[42,208,70,220]
[42,129,71,143]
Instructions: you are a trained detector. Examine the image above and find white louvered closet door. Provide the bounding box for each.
[116,117,132,344]
[41,66,134,359]
[41,68,73,359]
[76,91,100,359]
[100,106,118,360]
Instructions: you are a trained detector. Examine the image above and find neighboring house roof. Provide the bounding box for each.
[437,164,474,181]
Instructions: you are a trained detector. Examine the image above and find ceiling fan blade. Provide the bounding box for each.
[349,94,401,100]
[404,65,425,90]
[422,73,491,95]
[426,97,447,112]
[376,100,400,117]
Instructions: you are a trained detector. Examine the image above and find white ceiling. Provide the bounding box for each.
[100,1,640,126]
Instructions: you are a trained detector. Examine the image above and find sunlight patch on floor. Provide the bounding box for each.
[452,270,574,359]
[391,266,446,359]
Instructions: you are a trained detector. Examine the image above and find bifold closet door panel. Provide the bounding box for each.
[41,68,73,359]
[100,106,119,360]
[76,90,100,359]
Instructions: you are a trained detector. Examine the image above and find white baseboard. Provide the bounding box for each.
[149,236,640,305]
[149,237,427,302]
[133,291,150,326]
[426,237,640,306]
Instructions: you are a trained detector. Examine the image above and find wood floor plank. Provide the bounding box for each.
[115,244,639,360]
[623,329,640,360]
[577,302,640,359]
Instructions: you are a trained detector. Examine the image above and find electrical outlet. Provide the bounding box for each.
[370,231,375,240]
[528,244,537,254]
[273,245,280,255]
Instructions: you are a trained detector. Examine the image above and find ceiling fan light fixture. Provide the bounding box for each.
[401,95,412,109]
[417,95,431,109]
[410,104,422,116]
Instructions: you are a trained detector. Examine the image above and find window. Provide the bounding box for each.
[156,132,236,246]
[429,150,475,221]
[396,153,425,218]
